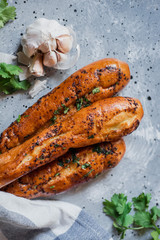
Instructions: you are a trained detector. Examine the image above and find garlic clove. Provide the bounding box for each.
[56,51,68,63]
[38,38,57,53]
[43,51,57,67]
[56,34,73,53]
[53,44,80,70]
[29,53,44,77]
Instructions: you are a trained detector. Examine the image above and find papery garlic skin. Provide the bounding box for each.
[17,52,30,65]
[29,79,47,98]
[21,18,70,57]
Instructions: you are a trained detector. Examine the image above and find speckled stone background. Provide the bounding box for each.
[0,0,160,239]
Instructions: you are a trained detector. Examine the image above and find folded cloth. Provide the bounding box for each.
[0,192,110,240]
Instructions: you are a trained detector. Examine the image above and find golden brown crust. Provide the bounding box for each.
[2,139,126,199]
[0,58,130,153]
[0,97,143,188]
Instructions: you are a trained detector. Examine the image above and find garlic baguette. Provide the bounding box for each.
[3,139,125,199]
[0,58,130,153]
[0,97,143,189]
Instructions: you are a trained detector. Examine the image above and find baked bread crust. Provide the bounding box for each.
[0,58,130,153]
[0,97,143,189]
[3,139,126,199]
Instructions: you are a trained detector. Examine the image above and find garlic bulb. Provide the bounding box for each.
[21,18,70,58]
[20,18,80,76]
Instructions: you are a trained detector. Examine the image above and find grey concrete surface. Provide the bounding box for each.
[0,0,160,239]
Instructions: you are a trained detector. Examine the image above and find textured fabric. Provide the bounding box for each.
[0,192,110,240]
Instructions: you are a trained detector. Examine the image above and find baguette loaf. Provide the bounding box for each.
[0,97,143,188]
[0,58,130,153]
[3,139,125,199]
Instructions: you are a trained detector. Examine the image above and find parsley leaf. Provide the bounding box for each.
[151,206,160,222]
[103,193,133,229]
[0,0,16,28]
[151,231,160,240]
[132,192,151,211]
[103,193,160,239]
[0,63,30,94]
[133,211,153,228]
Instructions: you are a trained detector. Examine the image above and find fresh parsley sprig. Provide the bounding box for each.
[0,0,16,28]
[103,193,160,239]
[0,63,30,94]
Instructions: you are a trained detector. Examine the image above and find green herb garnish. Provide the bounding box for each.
[57,160,64,167]
[54,143,60,148]
[0,63,30,94]
[83,97,91,107]
[54,173,60,177]
[71,152,80,166]
[81,163,91,169]
[65,97,69,102]
[76,96,91,111]
[92,144,111,156]
[92,87,100,94]
[65,159,70,163]
[83,169,94,178]
[24,115,29,118]
[51,115,57,124]
[76,98,83,111]
[50,186,55,189]
[103,193,160,239]
[34,185,37,189]
[62,104,69,114]
[16,115,21,123]
[54,107,61,115]
[0,0,16,28]
[88,135,94,139]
